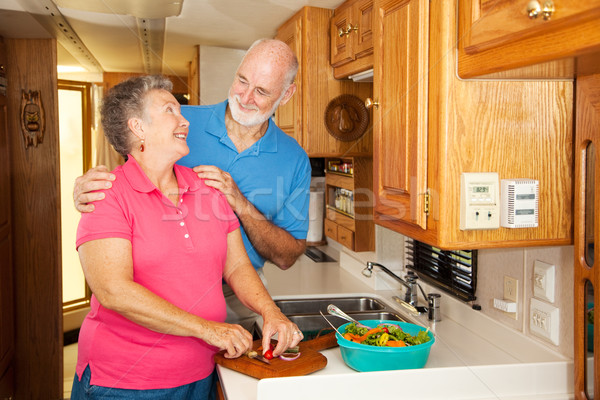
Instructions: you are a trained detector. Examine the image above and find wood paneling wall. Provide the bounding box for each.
[5,38,63,399]
[188,46,199,105]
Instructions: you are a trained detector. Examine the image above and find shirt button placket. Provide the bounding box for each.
[178,198,193,249]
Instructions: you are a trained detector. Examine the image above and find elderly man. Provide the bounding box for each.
[74,39,311,334]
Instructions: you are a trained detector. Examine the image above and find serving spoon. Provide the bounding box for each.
[319,310,345,336]
[327,304,369,328]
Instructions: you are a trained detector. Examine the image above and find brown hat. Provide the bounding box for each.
[324,94,369,142]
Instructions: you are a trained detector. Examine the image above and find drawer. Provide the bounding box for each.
[324,219,338,240]
[337,225,355,250]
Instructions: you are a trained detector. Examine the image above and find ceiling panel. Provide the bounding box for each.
[1,0,346,76]
[58,7,143,72]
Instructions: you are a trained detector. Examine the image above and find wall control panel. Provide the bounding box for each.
[501,179,539,228]
[460,172,500,230]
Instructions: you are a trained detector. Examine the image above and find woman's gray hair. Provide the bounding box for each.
[100,75,173,159]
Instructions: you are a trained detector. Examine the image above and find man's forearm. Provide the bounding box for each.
[237,200,305,269]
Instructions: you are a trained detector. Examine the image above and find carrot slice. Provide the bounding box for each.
[386,339,407,347]
[356,327,382,343]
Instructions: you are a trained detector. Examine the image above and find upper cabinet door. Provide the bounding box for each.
[331,6,354,67]
[274,15,303,146]
[354,0,374,59]
[373,0,429,230]
[331,0,375,79]
[458,0,600,77]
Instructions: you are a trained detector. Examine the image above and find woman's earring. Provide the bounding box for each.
[139,139,145,152]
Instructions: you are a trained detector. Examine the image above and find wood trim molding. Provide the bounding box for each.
[6,38,63,399]
[573,73,600,400]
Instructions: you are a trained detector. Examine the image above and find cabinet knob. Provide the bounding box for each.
[339,24,358,37]
[527,1,554,20]
[527,1,541,18]
[365,98,379,110]
[541,1,555,20]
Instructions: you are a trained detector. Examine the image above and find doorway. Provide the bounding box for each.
[58,80,92,318]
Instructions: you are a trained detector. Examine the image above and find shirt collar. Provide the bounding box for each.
[205,100,278,154]
[122,156,202,194]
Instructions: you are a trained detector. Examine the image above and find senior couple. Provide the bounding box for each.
[70,39,312,399]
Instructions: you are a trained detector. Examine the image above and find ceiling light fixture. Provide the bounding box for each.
[53,0,183,19]
[57,65,87,73]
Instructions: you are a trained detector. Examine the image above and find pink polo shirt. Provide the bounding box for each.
[75,156,240,390]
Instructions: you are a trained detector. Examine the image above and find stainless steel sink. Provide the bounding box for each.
[286,311,406,340]
[274,296,386,315]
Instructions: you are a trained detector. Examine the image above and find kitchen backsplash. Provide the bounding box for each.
[374,225,574,358]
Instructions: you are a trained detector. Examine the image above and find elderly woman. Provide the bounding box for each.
[71,75,302,400]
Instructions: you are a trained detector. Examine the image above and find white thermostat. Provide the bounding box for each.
[501,179,539,228]
[460,172,500,230]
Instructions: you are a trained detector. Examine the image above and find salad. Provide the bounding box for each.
[343,322,431,347]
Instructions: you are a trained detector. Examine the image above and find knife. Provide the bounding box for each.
[246,350,271,365]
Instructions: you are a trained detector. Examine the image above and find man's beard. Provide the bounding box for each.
[228,92,285,128]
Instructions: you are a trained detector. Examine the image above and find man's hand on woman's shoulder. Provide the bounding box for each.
[73,165,116,213]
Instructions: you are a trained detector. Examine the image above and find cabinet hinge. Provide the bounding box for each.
[423,190,430,216]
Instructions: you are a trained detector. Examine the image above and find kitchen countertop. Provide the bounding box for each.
[217,248,574,400]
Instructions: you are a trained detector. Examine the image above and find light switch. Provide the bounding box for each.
[533,260,555,303]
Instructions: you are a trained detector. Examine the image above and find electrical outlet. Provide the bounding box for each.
[504,276,518,302]
[530,298,559,345]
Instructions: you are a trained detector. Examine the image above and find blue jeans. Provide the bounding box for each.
[70,365,217,400]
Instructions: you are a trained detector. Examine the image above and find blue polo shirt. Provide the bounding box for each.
[179,100,311,270]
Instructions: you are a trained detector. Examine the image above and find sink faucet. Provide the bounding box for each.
[363,262,427,306]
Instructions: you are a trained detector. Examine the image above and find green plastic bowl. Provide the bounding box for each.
[335,320,435,372]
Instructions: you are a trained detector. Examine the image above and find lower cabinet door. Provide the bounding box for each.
[324,219,338,240]
[337,225,355,250]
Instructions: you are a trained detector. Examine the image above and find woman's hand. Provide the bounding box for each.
[260,308,303,357]
[201,321,253,359]
[73,165,116,212]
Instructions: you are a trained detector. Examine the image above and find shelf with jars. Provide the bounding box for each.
[324,157,373,252]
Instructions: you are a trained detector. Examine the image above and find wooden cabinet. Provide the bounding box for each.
[324,157,374,251]
[275,7,373,157]
[372,0,574,250]
[457,0,600,78]
[372,0,429,232]
[274,14,302,147]
[0,37,14,400]
[331,0,374,79]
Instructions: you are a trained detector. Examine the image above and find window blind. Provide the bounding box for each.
[404,238,477,302]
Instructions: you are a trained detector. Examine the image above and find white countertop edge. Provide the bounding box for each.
[255,360,573,400]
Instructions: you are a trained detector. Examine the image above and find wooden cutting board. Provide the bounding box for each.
[214,332,338,379]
